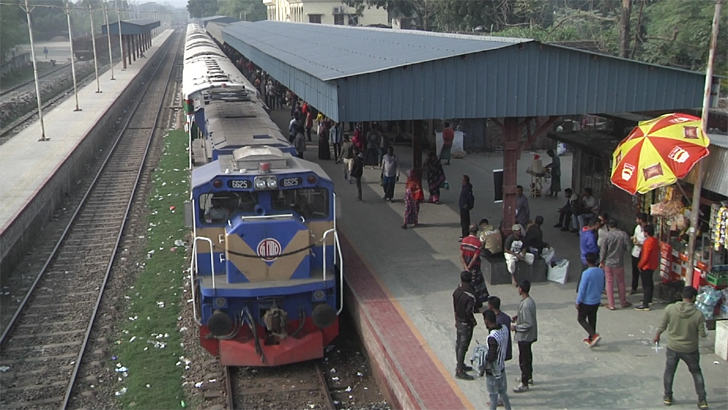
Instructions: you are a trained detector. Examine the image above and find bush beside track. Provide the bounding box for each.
[112,129,190,409]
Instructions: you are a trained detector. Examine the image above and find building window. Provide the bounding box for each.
[347,14,358,26]
[309,14,322,24]
[334,14,344,25]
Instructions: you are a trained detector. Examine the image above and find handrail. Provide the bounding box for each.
[193,236,216,291]
[334,230,344,315]
[240,213,294,221]
[322,228,335,283]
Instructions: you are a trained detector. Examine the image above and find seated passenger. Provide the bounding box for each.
[571,187,599,232]
[524,216,548,255]
[477,218,503,259]
[205,197,230,223]
[504,224,534,286]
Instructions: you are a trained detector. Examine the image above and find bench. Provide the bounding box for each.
[482,255,548,285]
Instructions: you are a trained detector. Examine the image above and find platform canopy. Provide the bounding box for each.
[102,19,160,36]
[222,21,718,123]
[198,16,240,27]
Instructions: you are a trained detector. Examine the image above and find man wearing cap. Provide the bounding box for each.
[504,225,535,286]
[461,224,489,306]
[453,271,477,380]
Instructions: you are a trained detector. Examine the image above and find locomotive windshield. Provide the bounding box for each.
[272,188,329,220]
[199,191,258,224]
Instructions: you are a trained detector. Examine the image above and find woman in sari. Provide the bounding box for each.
[425,152,446,204]
[318,120,331,160]
[402,169,424,229]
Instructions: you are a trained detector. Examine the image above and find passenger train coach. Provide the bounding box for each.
[182,23,343,366]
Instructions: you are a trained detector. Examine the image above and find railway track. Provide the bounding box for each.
[0,32,182,410]
[224,361,336,410]
[0,63,70,99]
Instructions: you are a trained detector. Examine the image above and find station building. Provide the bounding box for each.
[263,0,389,26]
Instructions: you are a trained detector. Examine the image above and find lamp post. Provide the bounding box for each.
[22,0,48,141]
[88,5,100,93]
[686,0,723,286]
[103,4,115,80]
[116,0,125,71]
[65,0,80,111]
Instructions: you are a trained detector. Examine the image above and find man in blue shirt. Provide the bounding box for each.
[577,252,605,347]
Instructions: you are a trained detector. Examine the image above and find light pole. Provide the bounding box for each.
[104,4,115,80]
[21,0,48,141]
[65,0,80,111]
[686,0,723,286]
[88,5,101,93]
[116,0,125,71]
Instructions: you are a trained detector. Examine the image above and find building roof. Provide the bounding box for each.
[102,19,160,36]
[198,16,240,27]
[224,21,527,81]
[223,21,716,122]
[548,131,622,157]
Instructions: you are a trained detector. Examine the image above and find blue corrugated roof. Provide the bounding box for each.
[223,21,530,81]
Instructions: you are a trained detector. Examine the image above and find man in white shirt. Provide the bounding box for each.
[381,146,400,202]
[630,213,648,295]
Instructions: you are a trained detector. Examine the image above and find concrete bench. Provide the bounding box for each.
[482,255,548,285]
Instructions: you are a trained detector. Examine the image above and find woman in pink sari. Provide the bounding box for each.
[402,169,424,229]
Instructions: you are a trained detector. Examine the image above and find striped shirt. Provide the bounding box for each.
[460,235,482,267]
[486,324,510,374]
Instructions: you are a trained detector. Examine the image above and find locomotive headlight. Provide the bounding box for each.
[214,297,227,308]
[254,178,267,190]
[266,178,278,189]
[312,290,325,301]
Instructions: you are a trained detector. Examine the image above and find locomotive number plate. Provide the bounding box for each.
[227,179,251,189]
[280,177,302,188]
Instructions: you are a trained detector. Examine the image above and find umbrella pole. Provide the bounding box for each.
[686,0,722,287]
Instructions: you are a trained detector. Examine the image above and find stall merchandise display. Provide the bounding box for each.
[711,205,727,251]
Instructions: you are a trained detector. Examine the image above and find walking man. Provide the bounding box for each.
[482,310,512,410]
[330,122,343,162]
[515,185,530,226]
[511,280,537,393]
[635,224,658,311]
[577,252,605,347]
[654,286,708,409]
[459,175,475,240]
[43,46,48,59]
[631,213,648,294]
[453,271,477,380]
[380,146,400,202]
[339,135,354,182]
[600,218,633,310]
[544,149,561,198]
[350,147,364,201]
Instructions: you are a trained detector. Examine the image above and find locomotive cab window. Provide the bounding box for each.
[199,191,259,224]
[271,188,329,220]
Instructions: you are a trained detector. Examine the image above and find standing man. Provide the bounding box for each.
[631,213,648,295]
[544,149,561,198]
[577,252,605,347]
[600,218,633,310]
[350,147,364,201]
[511,280,537,393]
[43,46,48,59]
[515,185,530,226]
[378,129,389,168]
[482,310,513,410]
[453,271,477,380]
[459,175,475,240]
[654,286,708,409]
[293,125,306,159]
[339,134,354,182]
[380,146,400,202]
[330,122,343,163]
[441,122,455,165]
[461,224,488,307]
[288,114,300,143]
[577,217,600,291]
[635,224,658,311]
[487,296,512,362]
[365,126,379,167]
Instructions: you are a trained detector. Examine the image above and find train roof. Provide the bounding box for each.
[191,146,331,190]
[206,100,290,150]
[183,23,256,100]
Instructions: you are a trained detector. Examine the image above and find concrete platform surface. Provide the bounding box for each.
[0,30,173,235]
[269,109,728,410]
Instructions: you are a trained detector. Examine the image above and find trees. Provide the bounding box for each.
[217,0,266,22]
[0,4,27,62]
[186,0,218,18]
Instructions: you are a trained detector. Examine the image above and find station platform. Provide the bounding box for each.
[268,110,728,409]
[0,30,173,272]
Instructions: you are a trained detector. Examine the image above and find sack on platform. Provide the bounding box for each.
[547,259,569,284]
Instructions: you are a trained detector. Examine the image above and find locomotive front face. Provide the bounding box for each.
[190,149,340,366]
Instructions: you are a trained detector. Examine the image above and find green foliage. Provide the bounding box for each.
[217,0,266,21]
[113,130,189,409]
[0,5,27,62]
[186,0,218,18]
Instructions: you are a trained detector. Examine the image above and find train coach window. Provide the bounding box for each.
[272,188,329,220]
[198,191,259,224]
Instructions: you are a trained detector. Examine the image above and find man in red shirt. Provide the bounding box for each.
[461,224,489,308]
[635,224,659,311]
[441,122,455,165]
